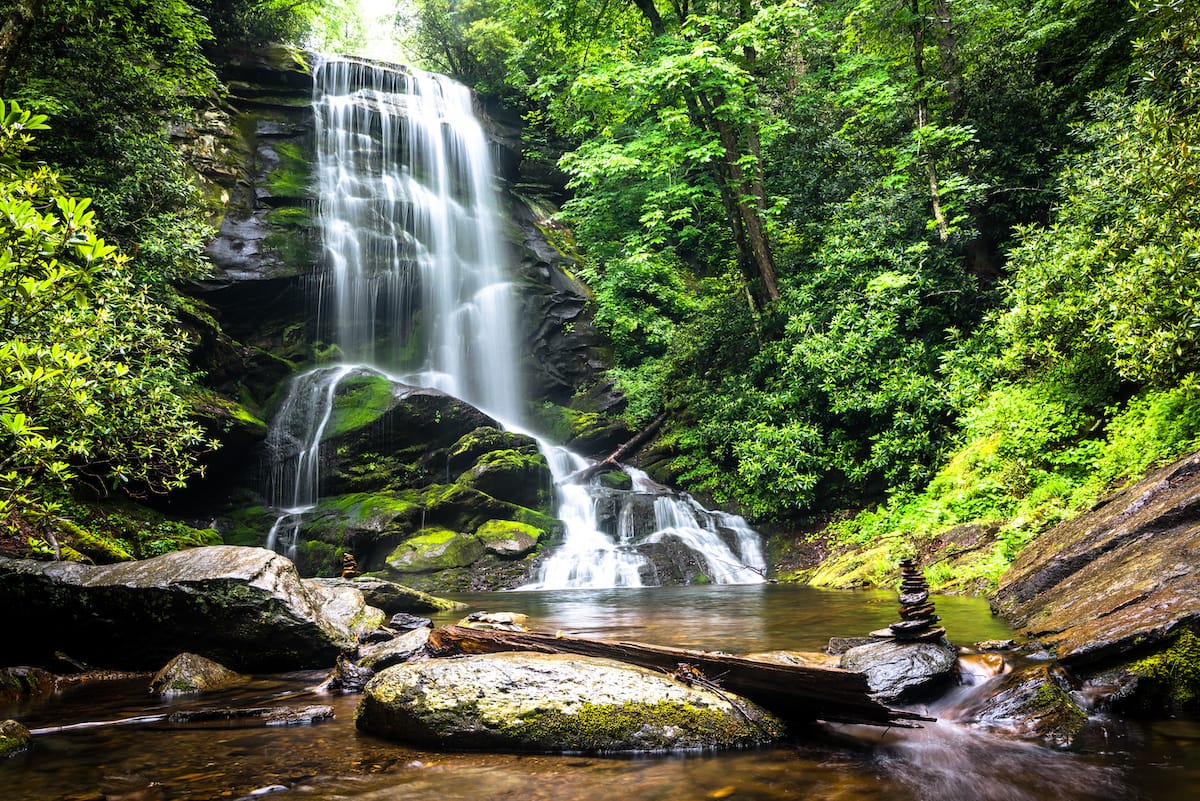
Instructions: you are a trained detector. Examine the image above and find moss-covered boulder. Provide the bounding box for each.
[0,667,56,704]
[457,448,551,510]
[0,719,32,758]
[476,519,542,558]
[148,653,249,696]
[386,528,487,574]
[356,652,784,753]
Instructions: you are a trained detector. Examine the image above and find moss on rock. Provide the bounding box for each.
[386,528,486,574]
[476,519,543,558]
[1128,629,1200,712]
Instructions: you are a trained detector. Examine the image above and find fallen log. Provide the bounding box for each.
[563,412,667,485]
[427,626,931,728]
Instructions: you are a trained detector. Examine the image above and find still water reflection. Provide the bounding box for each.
[1,585,1195,801]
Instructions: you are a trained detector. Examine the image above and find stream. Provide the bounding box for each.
[3,584,1197,801]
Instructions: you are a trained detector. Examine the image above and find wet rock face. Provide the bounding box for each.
[839,640,959,702]
[991,449,1200,671]
[957,663,1088,749]
[0,546,384,671]
[356,652,784,753]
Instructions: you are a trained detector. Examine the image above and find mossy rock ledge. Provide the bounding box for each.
[356,652,784,753]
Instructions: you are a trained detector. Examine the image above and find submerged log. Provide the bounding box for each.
[427,626,931,728]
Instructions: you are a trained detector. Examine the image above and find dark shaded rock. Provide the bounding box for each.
[0,666,56,703]
[0,719,32,758]
[149,653,248,696]
[839,639,959,702]
[0,546,383,671]
[389,613,434,631]
[357,627,431,671]
[992,449,1200,668]
[316,655,375,693]
[957,663,1088,748]
[311,577,464,613]
[355,652,784,753]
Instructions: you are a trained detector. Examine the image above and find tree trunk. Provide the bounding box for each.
[427,625,933,728]
[912,0,950,242]
[0,0,41,94]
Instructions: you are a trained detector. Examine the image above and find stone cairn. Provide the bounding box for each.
[341,552,359,579]
[887,558,946,642]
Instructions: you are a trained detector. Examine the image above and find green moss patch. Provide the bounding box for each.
[386,527,486,573]
[503,700,782,752]
[325,374,397,440]
[1129,629,1200,711]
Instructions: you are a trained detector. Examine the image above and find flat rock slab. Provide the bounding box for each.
[0,546,384,671]
[356,652,784,753]
[839,639,958,702]
[992,450,1200,667]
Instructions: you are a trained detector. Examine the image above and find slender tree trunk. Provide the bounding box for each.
[631,0,665,35]
[929,0,962,120]
[0,0,41,94]
[912,0,949,242]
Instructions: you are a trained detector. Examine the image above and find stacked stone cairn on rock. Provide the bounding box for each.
[885,558,946,643]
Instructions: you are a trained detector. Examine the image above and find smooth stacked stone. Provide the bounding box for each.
[887,558,946,642]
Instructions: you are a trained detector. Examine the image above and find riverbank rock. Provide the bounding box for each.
[991,449,1200,712]
[310,576,464,613]
[356,653,784,753]
[0,719,32,758]
[357,627,431,671]
[839,640,959,702]
[149,653,248,696]
[957,663,1089,748]
[0,546,384,671]
[0,667,57,703]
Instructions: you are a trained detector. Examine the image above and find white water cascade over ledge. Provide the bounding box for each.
[262,54,766,590]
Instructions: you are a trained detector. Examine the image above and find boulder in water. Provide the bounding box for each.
[0,546,384,671]
[355,652,784,753]
[149,653,248,696]
[839,639,959,702]
[357,627,432,671]
[0,719,32,758]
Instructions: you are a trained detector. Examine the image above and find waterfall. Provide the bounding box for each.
[260,54,766,589]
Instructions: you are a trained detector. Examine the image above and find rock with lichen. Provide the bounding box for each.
[356,652,784,753]
[149,653,248,696]
[0,719,31,758]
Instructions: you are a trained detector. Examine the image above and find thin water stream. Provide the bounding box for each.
[2,586,1195,801]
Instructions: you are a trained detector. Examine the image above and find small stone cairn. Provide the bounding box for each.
[885,558,945,642]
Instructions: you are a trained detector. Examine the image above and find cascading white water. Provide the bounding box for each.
[522,462,767,590]
[262,54,767,589]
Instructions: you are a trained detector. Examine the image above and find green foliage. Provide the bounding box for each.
[0,101,210,525]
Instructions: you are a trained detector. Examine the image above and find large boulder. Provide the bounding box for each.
[839,639,959,702]
[992,450,1200,673]
[356,652,784,753]
[0,546,384,671]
